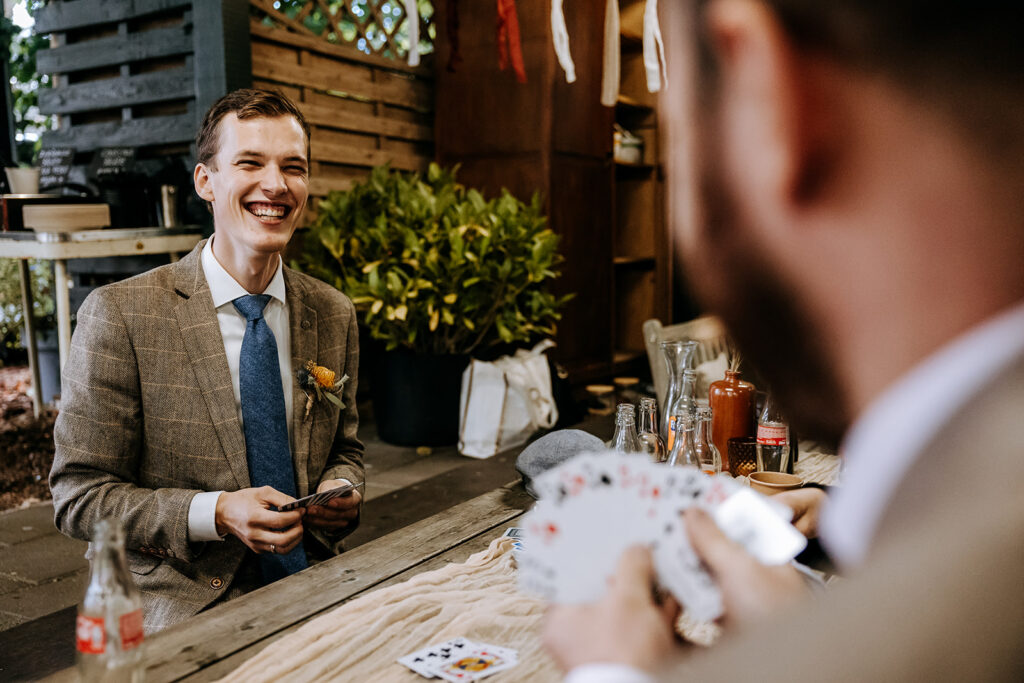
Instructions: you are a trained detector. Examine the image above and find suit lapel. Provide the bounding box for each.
[172,243,249,490]
[285,268,317,496]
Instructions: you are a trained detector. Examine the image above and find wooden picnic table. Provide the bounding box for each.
[42,482,534,682]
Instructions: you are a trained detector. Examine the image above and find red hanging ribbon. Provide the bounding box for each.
[496,0,527,83]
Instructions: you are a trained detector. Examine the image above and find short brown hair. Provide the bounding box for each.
[195,88,312,168]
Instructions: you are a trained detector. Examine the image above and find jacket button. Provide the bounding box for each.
[301,320,311,330]
[210,577,224,589]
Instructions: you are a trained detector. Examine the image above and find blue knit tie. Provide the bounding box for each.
[233,294,308,583]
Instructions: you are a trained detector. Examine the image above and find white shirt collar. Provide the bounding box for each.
[201,236,287,309]
[820,300,1024,569]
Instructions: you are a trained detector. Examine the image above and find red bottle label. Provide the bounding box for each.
[757,424,788,446]
[120,609,144,650]
[76,615,105,654]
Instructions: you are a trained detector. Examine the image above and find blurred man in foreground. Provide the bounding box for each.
[545,1,1024,680]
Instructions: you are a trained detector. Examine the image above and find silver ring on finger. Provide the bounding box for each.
[270,543,276,554]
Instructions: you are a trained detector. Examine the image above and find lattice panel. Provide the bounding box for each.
[252,0,435,60]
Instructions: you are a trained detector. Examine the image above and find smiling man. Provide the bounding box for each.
[50,89,364,633]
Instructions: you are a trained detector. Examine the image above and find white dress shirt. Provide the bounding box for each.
[569,299,1024,683]
[187,237,293,542]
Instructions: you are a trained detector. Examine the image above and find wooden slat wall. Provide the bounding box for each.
[35,0,198,168]
[248,15,435,205]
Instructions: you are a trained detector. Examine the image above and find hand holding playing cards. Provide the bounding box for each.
[773,487,827,538]
[215,486,305,554]
[543,546,680,674]
[684,508,809,627]
[304,479,361,530]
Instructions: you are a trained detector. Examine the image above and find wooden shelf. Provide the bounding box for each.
[615,160,656,171]
[613,349,645,365]
[615,94,653,111]
[613,255,655,267]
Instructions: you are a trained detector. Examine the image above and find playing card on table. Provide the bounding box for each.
[429,643,517,682]
[397,637,477,678]
[517,451,806,621]
[398,638,517,681]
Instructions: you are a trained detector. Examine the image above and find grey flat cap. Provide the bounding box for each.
[516,429,606,498]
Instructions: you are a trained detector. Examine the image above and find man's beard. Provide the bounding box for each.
[681,140,850,445]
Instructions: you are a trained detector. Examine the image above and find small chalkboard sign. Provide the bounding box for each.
[87,146,136,180]
[38,147,75,190]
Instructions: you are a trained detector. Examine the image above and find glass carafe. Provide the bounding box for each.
[659,340,698,441]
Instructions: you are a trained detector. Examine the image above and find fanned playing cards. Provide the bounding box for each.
[516,451,806,621]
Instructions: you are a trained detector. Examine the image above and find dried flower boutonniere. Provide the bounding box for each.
[297,360,348,420]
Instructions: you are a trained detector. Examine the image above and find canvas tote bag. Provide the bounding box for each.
[458,340,558,458]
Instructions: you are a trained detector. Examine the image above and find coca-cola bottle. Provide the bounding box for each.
[755,392,790,472]
[637,397,666,463]
[665,369,698,452]
[77,518,145,682]
[608,403,643,455]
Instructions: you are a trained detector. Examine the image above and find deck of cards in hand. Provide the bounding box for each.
[516,451,807,621]
[398,637,518,681]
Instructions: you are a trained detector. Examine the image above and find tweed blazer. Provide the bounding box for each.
[660,352,1024,681]
[50,242,364,632]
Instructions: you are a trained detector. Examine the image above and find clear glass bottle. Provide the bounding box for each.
[77,518,145,683]
[608,403,643,455]
[658,340,698,440]
[695,406,722,475]
[666,413,700,468]
[756,392,791,472]
[637,397,666,463]
[666,369,698,453]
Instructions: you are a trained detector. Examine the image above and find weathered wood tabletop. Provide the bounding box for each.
[42,482,534,682]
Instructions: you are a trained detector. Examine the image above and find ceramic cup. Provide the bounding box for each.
[5,167,40,194]
[748,471,803,496]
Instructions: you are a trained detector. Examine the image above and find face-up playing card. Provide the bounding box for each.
[517,451,806,622]
[397,637,477,678]
[398,638,518,680]
[429,644,517,682]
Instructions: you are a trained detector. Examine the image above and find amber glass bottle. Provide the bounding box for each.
[708,370,756,472]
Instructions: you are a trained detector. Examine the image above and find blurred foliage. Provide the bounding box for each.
[0,258,55,354]
[260,0,434,59]
[3,0,52,165]
[298,164,572,355]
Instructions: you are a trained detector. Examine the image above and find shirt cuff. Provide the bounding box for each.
[565,664,655,683]
[188,491,226,542]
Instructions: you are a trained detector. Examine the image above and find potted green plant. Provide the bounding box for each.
[0,258,59,401]
[299,163,571,445]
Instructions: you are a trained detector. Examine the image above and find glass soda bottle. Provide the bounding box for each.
[637,397,666,463]
[665,369,698,452]
[77,518,145,682]
[608,403,643,455]
[666,413,700,468]
[694,406,722,475]
[756,392,790,472]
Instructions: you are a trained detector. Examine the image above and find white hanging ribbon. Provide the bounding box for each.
[404,0,420,67]
[643,0,667,92]
[551,0,577,83]
[601,0,620,107]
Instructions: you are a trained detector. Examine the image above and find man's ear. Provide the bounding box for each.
[194,163,215,203]
[705,0,832,211]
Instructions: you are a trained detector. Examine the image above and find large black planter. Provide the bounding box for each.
[368,349,470,447]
